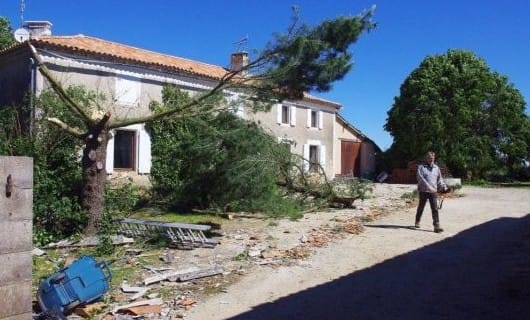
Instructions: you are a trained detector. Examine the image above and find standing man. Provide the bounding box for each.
[415,151,447,233]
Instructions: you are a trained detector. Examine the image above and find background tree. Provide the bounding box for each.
[384,49,530,181]
[0,17,15,50]
[29,8,375,234]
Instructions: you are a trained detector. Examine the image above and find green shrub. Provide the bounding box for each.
[346,179,373,203]
[104,181,143,215]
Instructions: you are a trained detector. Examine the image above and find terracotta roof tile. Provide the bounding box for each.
[31,35,229,79]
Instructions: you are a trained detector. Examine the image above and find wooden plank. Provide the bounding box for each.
[0,251,32,285]
[0,281,33,318]
[143,266,223,285]
[178,266,224,281]
[0,221,32,254]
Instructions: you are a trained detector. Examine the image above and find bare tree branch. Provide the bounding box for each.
[109,75,236,129]
[47,117,85,138]
[28,43,94,125]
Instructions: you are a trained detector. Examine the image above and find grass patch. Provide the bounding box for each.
[128,209,227,226]
[401,189,418,200]
[232,250,251,261]
[489,182,530,188]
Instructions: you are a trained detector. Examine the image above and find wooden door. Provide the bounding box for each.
[341,141,361,176]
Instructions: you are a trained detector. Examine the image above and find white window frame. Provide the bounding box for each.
[303,140,326,172]
[106,124,151,174]
[306,109,324,129]
[277,104,297,126]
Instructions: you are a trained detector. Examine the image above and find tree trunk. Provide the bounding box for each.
[82,128,109,235]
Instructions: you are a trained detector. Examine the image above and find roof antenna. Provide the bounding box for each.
[20,0,25,26]
[13,0,29,42]
[233,35,248,53]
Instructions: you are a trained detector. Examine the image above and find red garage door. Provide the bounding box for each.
[341,141,361,177]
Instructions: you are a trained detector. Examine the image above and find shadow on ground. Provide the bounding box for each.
[228,214,530,320]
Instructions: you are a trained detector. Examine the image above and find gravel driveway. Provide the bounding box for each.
[186,186,530,320]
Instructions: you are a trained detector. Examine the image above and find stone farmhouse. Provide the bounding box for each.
[0,21,379,183]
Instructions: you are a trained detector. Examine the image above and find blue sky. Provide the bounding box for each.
[1,0,529,150]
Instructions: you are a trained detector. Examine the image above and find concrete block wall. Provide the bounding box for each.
[0,157,33,319]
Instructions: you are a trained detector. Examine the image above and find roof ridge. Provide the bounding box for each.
[38,34,227,70]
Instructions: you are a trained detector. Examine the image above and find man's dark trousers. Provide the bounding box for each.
[415,191,439,225]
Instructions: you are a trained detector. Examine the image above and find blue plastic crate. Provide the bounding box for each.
[37,255,112,314]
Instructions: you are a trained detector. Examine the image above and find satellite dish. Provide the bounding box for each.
[13,28,30,42]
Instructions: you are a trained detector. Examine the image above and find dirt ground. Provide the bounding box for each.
[176,185,530,320]
[89,184,530,319]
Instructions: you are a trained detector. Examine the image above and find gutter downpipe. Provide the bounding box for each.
[29,57,35,136]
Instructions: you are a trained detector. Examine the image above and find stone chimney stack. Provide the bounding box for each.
[23,21,52,38]
[230,52,249,74]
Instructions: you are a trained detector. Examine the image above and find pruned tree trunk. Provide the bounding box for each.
[82,128,109,235]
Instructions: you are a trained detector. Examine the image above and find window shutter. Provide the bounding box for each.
[303,144,309,172]
[276,104,282,124]
[137,125,152,174]
[115,75,141,105]
[290,106,296,126]
[306,109,312,128]
[320,145,326,166]
[318,111,323,130]
[105,131,114,174]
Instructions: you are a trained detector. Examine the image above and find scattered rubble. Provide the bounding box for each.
[34,183,417,319]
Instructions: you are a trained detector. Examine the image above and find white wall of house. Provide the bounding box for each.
[244,101,337,177]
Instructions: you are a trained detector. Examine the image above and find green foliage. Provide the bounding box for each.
[255,7,376,101]
[384,49,530,181]
[147,87,300,217]
[95,211,116,255]
[345,179,373,202]
[401,189,418,200]
[104,181,143,215]
[0,17,15,50]
[232,250,251,261]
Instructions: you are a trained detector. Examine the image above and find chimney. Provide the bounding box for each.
[23,21,52,38]
[230,52,249,74]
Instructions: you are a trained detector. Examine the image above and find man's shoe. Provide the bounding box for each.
[414,222,420,228]
[434,225,444,233]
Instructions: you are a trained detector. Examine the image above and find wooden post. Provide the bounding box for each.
[0,156,33,319]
